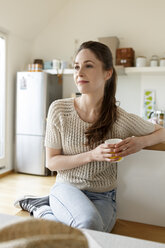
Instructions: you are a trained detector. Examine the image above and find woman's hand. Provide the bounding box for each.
[114,136,145,158]
[90,143,119,162]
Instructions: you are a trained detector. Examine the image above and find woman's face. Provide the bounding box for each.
[74,49,112,95]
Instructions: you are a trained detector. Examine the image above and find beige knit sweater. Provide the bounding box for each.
[45,98,155,192]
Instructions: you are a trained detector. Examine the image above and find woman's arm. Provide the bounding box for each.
[46,125,165,171]
[141,124,165,147]
[114,124,165,157]
[46,147,92,171]
[46,143,117,171]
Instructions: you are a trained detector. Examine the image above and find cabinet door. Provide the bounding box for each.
[15,135,45,175]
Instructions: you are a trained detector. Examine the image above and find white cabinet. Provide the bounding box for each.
[117,149,165,227]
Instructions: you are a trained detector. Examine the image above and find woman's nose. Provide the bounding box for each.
[77,66,85,76]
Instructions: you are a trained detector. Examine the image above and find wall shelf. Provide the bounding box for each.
[44,66,165,76]
[125,66,165,75]
[44,66,125,75]
[44,68,74,75]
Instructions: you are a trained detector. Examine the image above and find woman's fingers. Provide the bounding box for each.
[114,137,143,157]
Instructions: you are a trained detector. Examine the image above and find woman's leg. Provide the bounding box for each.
[83,189,117,232]
[49,183,104,231]
[14,195,58,222]
[34,189,116,231]
[33,205,58,221]
[14,184,116,232]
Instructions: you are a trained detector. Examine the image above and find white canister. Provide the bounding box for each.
[136,56,147,67]
[53,59,61,70]
[150,60,158,67]
[150,55,159,67]
[159,58,165,67]
[60,60,67,70]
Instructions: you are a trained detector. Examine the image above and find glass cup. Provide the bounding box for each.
[105,138,123,162]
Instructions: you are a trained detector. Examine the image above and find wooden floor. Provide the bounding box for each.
[0,172,55,216]
[0,172,165,244]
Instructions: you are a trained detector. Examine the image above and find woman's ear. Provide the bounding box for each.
[105,69,113,81]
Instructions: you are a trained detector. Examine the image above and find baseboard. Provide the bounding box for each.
[0,170,14,178]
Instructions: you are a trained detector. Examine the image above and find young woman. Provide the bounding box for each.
[14,41,165,232]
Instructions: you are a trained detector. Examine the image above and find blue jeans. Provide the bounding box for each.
[39,182,116,232]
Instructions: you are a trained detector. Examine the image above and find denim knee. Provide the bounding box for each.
[76,211,104,231]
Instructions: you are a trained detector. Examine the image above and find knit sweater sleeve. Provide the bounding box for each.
[114,107,155,138]
[44,101,62,149]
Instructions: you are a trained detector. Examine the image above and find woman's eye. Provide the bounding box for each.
[74,65,79,70]
[86,64,93,68]
[74,64,93,71]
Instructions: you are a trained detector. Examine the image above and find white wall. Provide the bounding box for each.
[32,0,165,64]
[5,34,31,171]
[116,75,141,116]
[31,0,165,115]
[116,73,165,116]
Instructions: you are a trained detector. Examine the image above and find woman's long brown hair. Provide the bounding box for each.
[76,41,118,147]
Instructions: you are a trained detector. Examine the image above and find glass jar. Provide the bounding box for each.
[150,55,159,67]
[158,111,165,127]
[160,57,165,67]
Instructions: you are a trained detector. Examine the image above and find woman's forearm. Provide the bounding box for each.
[110,125,165,158]
[141,126,165,148]
[46,151,93,171]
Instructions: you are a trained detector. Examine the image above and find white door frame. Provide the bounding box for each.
[0,32,7,171]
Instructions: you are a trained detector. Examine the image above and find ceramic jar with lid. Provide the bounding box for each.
[150,55,159,67]
[160,57,165,67]
[136,56,147,67]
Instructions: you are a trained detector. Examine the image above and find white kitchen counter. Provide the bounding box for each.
[117,149,165,227]
[82,229,165,248]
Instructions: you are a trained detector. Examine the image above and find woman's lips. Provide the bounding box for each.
[78,80,89,84]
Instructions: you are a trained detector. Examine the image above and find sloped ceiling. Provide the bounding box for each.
[0,0,69,41]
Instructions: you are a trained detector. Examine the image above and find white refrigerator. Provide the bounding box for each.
[15,72,62,175]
